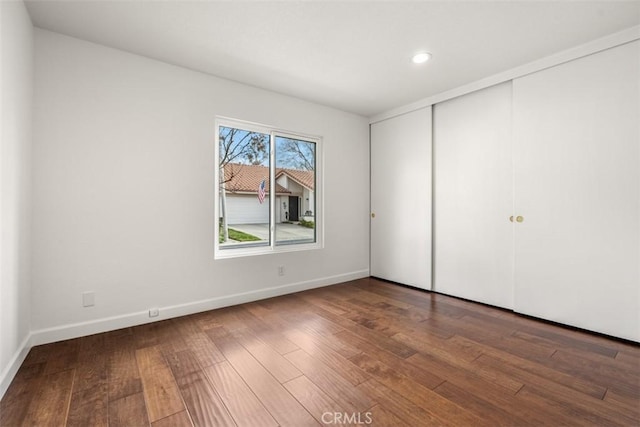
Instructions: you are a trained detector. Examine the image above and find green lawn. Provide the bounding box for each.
[219,227,262,243]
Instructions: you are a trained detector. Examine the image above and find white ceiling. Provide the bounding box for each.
[25,1,640,117]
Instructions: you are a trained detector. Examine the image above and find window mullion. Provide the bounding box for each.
[269,133,276,248]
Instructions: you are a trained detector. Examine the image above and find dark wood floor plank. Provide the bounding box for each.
[428,359,587,425]
[151,410,194,427]
[312,284,430,328]
[280,307,346,336]
[305,304,417,359]
[73,354,108,394]
[334,329,444,390]
[347,296,431,329]
[135,346,185,422]
[512,329,620,364]
[478,351,605,399]
[107,333,143,401]
[283,375,349,424]
[202,307,247,332]
[231,327,302,383]
[132,321,167,349]
[42,338,81,375]
[550,349,640,398]
[232,306,301,355]
[408,349,524,396]
[21,344,52,367]
[517,384,636,426]
[165,349,202,379]
[482,315,619,359]
[356,378,453,426]
[66,382,108,427]
[0,362,45,426]
[392,327,482,362]
[349,352,485,426]
[300,288,366,313]
[285,348,375,414]
[170,315,227,367]
[341,281,418,310]
[253,301,356,361]
[427,313,559,362]
[392,332,523,393]
[203,361,278,427]
[21,369,75,426]
[365,404,406,426]
[353,279,473,319]
[191,310,223,332]
[604,387,640,419]
[242,303,311,356]
[433,380,528,426]
[108,392,150,427]
[206,327,319,426]
[293,321,362,359]
[69,333,109,405]
[282,327,369,386]
[175,370,236,427]
[473,352,637,422]
[511,316,632,355]
[615,349,640,365]
[458,335,608,399]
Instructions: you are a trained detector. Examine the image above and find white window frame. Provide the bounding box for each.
[214,117,323,259]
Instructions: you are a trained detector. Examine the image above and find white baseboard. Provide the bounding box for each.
[0,334,32,400]
[30,270,369,347]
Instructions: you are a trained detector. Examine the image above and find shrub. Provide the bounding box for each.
[299,219,315,229]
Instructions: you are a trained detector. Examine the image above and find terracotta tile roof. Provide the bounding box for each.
[222,163,290,195]
[276,168,315,190]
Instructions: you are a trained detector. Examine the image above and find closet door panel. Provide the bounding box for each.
[433,82,514,309]
[370,107,432,290]
[513,41,639,341]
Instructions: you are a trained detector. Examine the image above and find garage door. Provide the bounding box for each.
[226,194,269,225]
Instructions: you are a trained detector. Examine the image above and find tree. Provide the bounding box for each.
[219,127,268,179]
[219,127,268,242]
[276,137,315,171]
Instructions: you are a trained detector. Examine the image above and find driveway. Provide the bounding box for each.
[228,222,314,242]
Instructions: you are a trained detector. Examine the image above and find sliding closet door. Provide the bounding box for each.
[433,82,514,309]
[370,107,431,290]
[513,41,639,341]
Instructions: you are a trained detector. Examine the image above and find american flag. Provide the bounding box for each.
[258,179,266,204]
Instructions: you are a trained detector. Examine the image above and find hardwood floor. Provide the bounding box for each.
[1,277,639,426]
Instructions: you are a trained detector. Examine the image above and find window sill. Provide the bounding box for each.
[214,241,322,260]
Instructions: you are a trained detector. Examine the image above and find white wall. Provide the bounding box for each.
[0,0,33,397]
[31,29,370,342]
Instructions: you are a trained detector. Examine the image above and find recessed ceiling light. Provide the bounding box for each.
[412,52,432,64]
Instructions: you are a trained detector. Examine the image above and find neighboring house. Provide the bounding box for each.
[221,163,314,224]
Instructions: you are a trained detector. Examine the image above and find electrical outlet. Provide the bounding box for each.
[82,292,95,307]
[278,266,285,276]
[149,308,159,318]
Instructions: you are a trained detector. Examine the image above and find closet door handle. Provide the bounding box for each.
[516,216,524,223]
[509,216,514,222]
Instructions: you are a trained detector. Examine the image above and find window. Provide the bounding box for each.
[215,118,321,258]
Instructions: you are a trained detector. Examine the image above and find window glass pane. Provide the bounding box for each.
[218,126,270,248]
[274,136,316,245]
